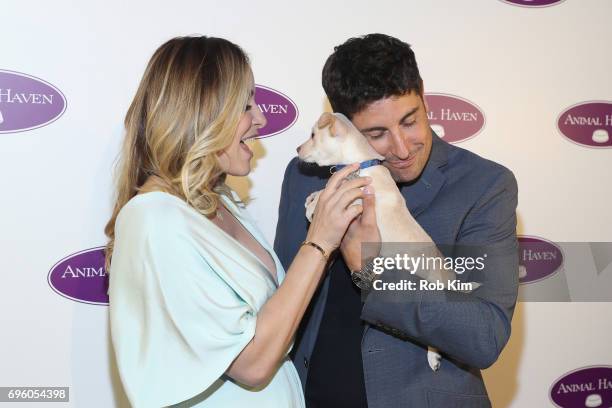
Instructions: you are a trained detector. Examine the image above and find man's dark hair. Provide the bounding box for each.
[322,33,423,118]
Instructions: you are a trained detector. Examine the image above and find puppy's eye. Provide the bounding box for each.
[310,132,315,139]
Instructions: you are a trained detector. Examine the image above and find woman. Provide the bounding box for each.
[105,36,372,407]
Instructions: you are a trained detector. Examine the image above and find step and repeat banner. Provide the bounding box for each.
[2,0,611,407]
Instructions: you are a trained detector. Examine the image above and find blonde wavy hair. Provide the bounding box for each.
[104,36,252,271]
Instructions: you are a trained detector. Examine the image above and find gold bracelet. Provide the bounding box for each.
[301,240,330,261]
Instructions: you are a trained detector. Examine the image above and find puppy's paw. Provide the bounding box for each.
[305,191,321,222]
[427,346,441,371]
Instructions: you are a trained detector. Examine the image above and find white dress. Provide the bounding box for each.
[108,191,305,407]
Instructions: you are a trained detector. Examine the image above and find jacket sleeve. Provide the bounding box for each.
[274,157,303,271]
[361,169,519,369]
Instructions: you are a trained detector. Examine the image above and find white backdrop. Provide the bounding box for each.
[1,1,611,407]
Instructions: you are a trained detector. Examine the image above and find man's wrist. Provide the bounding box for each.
[350,257,377,290]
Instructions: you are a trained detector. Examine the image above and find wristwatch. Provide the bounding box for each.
[350,258,377,290]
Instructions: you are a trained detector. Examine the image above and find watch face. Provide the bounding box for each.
[351,270,371,291]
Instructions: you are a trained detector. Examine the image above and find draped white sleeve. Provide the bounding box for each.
[109,193,267,407]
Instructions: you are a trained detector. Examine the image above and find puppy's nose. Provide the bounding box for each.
[296,145,301,154]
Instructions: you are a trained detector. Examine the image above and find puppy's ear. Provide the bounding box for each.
[317,112,335,130]
[330,114,348,137]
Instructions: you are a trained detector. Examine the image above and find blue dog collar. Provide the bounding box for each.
[330,159,383,174]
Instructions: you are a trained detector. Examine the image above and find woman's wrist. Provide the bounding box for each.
[304,233,335,258]
[300,240,330,262]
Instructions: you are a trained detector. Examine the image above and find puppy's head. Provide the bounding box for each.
[297,112,383,166]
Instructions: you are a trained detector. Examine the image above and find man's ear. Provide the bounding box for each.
[317,112,335,130]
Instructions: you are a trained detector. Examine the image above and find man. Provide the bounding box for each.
[274,33,518,407]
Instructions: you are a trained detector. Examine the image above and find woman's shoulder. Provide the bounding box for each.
[115,192,193,237]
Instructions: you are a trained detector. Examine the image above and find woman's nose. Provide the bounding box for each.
[253,105,268,129]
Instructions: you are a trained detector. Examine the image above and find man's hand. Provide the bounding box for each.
[340,186,381,271]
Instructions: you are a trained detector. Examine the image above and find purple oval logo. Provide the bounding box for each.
[550,366,612,408]
[558,101,612,148]
[518,235,564,284]
[501,0,566,7]
[0,70,67,133]
[48,247,108,305]
[425,93,485,143]
[255,84,298,138]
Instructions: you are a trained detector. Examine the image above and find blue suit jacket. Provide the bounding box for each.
[274,133,519,408]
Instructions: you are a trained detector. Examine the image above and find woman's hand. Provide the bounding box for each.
[305,163,373,255]
[340,184,380,271]
[227,163,373,388]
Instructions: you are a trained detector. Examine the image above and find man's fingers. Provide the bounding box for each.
[361,186,377,226]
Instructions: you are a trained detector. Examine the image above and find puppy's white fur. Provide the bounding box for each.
[297,112,481,371]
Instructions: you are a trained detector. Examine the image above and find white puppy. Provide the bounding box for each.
[297,112,481,371]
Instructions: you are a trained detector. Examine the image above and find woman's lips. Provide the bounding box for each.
[241,133,259,142]
[240,140,253,157]
[240,133,257,158]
